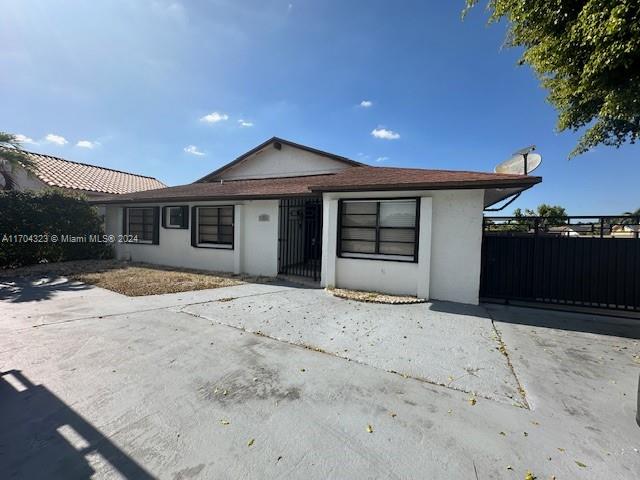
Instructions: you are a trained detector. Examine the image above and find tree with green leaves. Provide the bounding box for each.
[619,207,640,224]
[465,1,640,158]
[514,203,568,227]
[0,132,36,191]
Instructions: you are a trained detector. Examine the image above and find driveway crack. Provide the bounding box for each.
[485,308,530,410]
[179,305,529,409]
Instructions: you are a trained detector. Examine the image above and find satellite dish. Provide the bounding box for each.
[513,145,536,156]
[494,147,542,175]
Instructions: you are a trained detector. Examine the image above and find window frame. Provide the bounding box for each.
[122,206,160,245]
[337,198,420,263]
[162,205,189,229]
[191,205,235,250]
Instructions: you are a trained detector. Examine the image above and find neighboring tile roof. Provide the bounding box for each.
[91,166,540,204]
[17,150,166,194]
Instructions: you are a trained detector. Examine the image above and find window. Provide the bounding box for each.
[162,206,189,229]
[192,205,234,249]
[338,199,419,261]
[123,207,159,244]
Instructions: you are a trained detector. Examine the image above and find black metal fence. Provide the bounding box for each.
[481,215,640,311]
[278,197,323,281]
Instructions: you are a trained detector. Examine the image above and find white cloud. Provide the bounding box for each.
[238,119,254,127]
[14,134,37,145]
[151,1,187,23]
[376,156,389,162]
[76,140,99,149]
[371,127,400,140]
[184,145,205,156]
[359,100,373,108]
[45,134,68,145]
[200,111,229,123]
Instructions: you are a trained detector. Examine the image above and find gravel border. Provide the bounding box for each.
[327,287,426,305]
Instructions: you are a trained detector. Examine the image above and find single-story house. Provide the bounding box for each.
[0,149,166,198]
[547,224,596,237]
[611,224,640,238]
[93,137,540,304]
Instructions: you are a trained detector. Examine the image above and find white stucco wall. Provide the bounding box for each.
[428,189,484,305]
[240,200,279,276]
[104,199,280,276]
[103,187,484,304]
[321,189,484,305]
[218,143,353,180]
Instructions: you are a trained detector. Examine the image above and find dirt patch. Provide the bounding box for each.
[327,287,426,305]
[0,259,264,296]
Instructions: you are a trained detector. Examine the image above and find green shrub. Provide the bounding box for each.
[0,189,113,268]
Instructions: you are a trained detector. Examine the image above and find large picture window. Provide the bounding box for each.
[192,205,234,249]
[123,207,159,244]
[338,199,419,262]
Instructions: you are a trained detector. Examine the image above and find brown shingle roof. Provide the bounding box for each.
[20,150,166,195]
[308,166,541,192]
[91,166,540,204]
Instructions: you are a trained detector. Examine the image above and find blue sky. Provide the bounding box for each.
[2,0,638,214]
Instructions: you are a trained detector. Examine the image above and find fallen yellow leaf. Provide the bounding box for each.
[366,424,373,433]
[575,460,587,468]
[524,470,536,480]
[468,397,477,406]
[247,438,255,447]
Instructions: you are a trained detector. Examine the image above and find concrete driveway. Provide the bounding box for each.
[1,277,639,479]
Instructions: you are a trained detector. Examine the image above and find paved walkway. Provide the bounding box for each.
[1,277,639,479]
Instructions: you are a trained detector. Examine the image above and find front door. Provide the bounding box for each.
[278,197,323,281]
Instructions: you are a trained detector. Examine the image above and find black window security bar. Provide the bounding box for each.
[337,198,420,262]
[278,197,323,281]
[481,215,640,311]
[191,205,234,248]
[123,207,159,244]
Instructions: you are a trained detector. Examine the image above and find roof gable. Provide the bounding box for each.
[196,137,363,182]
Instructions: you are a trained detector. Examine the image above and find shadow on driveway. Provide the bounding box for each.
[485,303,640,340]
[0,370,154,479]
[0,278,91,303]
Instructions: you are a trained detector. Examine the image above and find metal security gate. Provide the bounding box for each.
[480,216,640,311]
[278,197,323,281]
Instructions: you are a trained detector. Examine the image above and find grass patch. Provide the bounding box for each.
[327,287,426,305]
[0,259,270,296]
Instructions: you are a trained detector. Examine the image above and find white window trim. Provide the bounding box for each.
[165,206,185,229]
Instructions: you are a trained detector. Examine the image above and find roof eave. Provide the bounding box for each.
[309,177,541,193]
[89,191,320,205]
